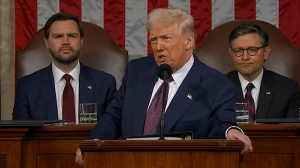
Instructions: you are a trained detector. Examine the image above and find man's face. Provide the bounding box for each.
[44,20,83,65]
[149,23,194,73]
[229,33,271,81]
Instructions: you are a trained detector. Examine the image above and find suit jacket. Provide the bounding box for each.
[90,55,238,140]
[13,63,116,120]
[226,69,300,118]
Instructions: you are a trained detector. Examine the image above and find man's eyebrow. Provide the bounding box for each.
[67,32,79,35]
[149,34,171,38]
[51,32,79,36]
[233,46,259,49]
[149,35,156,39]
[52,33,62,36]
[159,34,171,37]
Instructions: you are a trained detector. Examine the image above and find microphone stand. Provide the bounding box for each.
[159,72,168,140]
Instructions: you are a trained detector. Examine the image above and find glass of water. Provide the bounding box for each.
[234,103,249,124]
[79,103,97,124]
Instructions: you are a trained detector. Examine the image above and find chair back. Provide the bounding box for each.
[194,20,300,86]
[16,21,128,88]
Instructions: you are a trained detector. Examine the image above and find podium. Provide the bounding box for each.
[240,124,300,168]
[2,124,300,167]
[0,124,94,168]
[79,140,244,168]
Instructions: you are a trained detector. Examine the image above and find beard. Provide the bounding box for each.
[49,46,81,65]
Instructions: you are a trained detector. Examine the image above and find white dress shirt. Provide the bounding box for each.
[148,55,194,111]
[238,69,264,112]
[148,55,243,137]
[52,61,80,123]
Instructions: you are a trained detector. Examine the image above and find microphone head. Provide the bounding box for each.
[157,64,172,80]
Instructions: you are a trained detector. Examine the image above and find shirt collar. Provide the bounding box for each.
[238,68,263,91]
[171,55,194,86]
[52,61,80,83]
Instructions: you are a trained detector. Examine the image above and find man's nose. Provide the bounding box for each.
[241,50,250,60]
[62,35,70,44]
[156,40,164,51]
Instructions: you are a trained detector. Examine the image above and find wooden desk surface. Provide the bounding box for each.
[80,140,244,168]
[1,123,300,168]
[240,124,300,168]
[0,124,95,168]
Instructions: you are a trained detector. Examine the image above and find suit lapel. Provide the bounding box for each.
[79,63,94,104]
[256,70,275,119]
[132,63,158,136]
[40,65,58,120]
[231,71,244,103]
[164,56,201,133]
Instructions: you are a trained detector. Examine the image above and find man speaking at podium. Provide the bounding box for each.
[76,8,252,165]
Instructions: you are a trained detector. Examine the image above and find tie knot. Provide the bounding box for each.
[246,83,255,91]
[63,74,72,82]
[166,76,174,83]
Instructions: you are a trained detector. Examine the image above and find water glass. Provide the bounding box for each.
[79,103,97,123]
[234,103,249,124]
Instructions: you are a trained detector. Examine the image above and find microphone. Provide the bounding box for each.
[157,63,172,80]
[157,64,172,140]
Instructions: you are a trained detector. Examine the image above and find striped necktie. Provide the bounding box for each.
[244,83,255,123]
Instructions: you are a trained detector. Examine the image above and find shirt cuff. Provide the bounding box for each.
[225,126,245,139]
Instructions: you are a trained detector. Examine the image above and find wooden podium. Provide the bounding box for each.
[240,124,300,168]
[79,140,244,168]
[0,124,94,168]
[1,124,300,167]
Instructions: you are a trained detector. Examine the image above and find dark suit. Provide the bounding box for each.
[13,63,116,120]
[226,69,300,118]
[91,55,238,140]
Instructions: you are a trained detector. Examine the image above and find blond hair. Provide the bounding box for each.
[146,8,197,50]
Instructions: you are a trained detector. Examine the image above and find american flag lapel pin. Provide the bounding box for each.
[187,93,192,100]
[266,91,271,95]
[87,85,92,89]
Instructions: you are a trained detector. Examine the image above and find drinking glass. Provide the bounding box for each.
[79,103,97,123]
[234,103,249,124]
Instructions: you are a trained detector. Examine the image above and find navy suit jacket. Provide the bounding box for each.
[13,63,116,120]
[226,69,300,118]
[91,55,238,140]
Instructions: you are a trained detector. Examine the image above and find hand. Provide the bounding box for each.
[75,148,84,166]
[227,128,253,155]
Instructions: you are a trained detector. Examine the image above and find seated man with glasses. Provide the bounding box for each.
[226,23,300,121]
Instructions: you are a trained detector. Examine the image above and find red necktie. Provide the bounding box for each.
[62,74,75,122]
[143,77,174,135]
[244,83,255,123]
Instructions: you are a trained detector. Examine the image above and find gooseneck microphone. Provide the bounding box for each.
[157,64,172,140]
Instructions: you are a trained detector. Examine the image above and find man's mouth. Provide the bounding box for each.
[60,47,73,52]
[240,63,252,65]
[61,48,71,51]
[158,55,166,61]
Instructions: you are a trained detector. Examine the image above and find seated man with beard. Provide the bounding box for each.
[12,13,116,123]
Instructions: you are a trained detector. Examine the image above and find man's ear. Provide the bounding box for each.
[263,46,271,60]
[81,37,84,47]
[228,48,233,57]
[44,38,49,49]
[185,36,194,50]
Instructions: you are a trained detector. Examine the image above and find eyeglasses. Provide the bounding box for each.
[231,46,266,57]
